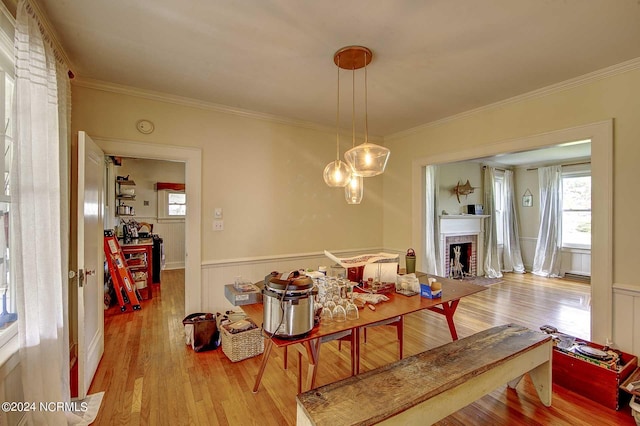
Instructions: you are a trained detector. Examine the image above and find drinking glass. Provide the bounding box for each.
[320,305,333,323]
[332,303,347,322]
[345,281,359,320]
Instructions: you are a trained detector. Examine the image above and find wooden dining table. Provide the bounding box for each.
[241,273,487,393]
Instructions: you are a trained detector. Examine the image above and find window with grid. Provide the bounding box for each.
[157,190,186,219]
[562,172,591,248]
[0,7,16,347]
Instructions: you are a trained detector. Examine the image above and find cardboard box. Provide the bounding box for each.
[553,342,637,410]
[224,283,262,306]
[419,282,442,299]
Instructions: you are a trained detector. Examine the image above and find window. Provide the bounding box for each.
[167,192,186,216]
[0,5,15,348]
[493,171,505,245]
[157,190,186,219]
[562,171,591,248]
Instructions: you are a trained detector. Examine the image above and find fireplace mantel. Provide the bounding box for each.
[440,215,489,277]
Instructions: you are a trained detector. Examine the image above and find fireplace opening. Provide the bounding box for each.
[449,242,472,279]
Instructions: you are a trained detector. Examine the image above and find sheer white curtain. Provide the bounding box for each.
[483,167,502,278]
[502,170,525,273]
[423,165,441,275]
[532,165,563,277]
[13,1,72,424]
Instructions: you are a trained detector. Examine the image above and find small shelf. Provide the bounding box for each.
[116,178,136,217]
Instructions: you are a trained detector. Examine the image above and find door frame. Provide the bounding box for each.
[94,137,202,315]
[410,119,613,344]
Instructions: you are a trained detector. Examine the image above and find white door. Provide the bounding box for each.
[76,131,105,398]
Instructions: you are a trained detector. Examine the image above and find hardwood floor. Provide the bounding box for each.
[89,271,636,425]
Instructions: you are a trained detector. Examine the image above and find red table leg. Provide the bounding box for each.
[428,299,461,341]
[252,339,273,393]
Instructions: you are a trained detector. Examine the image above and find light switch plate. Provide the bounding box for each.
[214,207,223,219]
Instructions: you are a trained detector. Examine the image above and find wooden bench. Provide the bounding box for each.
[296,323,552,425]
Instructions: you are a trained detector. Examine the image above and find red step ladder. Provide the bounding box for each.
[104,235,142,312]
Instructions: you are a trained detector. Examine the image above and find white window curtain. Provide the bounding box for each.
[13,1,73,424]
[502,170,525,273]
[483,167,502,278]
[423,165,441,275]
[532,165,563,277]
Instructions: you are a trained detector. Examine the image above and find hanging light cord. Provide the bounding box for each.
[364,51,369,144]
[335,55,340,161]
[352,66,356,148]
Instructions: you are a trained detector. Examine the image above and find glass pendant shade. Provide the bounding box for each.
[345,175,363,204]
[344,142,390,177]
[323,160,352,187]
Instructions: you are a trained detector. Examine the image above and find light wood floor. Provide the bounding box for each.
[89,271,636,425]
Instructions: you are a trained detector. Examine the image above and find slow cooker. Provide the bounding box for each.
[263,271,315,338]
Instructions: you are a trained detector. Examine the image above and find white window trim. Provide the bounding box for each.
[0,2,16,367]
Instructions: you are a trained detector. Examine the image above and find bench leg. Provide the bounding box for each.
[528,359,552,407]
[507,375,523,389]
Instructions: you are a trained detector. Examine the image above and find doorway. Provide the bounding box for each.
[93,137,202,316]
[411,120,613,343]
[109,156,186,274]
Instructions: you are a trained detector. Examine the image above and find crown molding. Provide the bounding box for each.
[73,77,338,135]
[0,1,15,25]
[72,77,386,143]
[385,56,640,141]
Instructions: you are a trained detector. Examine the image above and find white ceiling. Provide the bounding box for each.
[475,140,591,167]
[38,0,640,138]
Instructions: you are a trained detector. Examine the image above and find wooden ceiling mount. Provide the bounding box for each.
[334,46,372,70]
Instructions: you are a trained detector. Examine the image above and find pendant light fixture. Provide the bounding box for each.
[341,46,390,177]
[345,175,363,204]
[323,52,352,187]
[345,62,363,204]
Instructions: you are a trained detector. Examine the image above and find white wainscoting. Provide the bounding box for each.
[519,237,591,277]
[560,247,591,277]
[200,248,403,313]
[135,217,185,270]
[612,284,640,355]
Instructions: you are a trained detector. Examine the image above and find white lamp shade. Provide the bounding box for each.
[323,160,352,187]
[344,142,390,177]
[345,175,363,204]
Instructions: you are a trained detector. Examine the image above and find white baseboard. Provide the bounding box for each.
[164,261,185,270]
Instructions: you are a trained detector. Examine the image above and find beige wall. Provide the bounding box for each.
[383,67,640,289]
[71,86,384,262]
[438,162,484,215]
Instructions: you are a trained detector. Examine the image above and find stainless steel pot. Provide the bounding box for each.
[263,273,315,338]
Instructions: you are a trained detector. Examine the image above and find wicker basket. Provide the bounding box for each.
[221,319,264,362]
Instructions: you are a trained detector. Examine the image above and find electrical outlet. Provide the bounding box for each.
[213,220,224,231]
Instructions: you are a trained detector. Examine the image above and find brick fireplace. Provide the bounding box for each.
[440,215,489,278]
[445,235,477,278]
